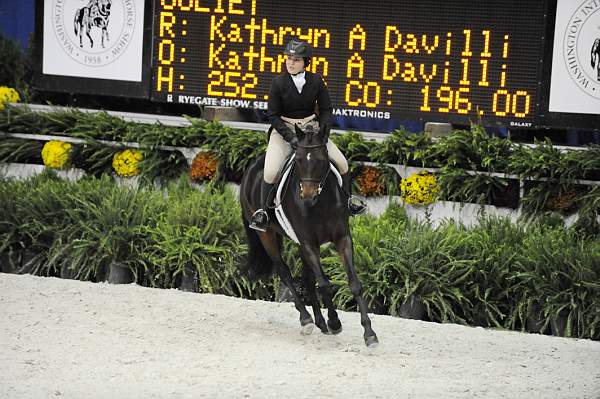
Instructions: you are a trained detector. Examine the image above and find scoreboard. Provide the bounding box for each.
[151,0,546,127]
[35,0,600,129]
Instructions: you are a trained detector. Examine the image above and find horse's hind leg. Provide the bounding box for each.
[301,263,328,334]
[86,24,94,48]
[259,232,314,330]
[299,244,342,335]
[335,235,378,347]
[101,27,109,48]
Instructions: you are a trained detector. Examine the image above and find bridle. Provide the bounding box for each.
[295,142,330,197]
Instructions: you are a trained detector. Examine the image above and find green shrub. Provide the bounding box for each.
[142,178,244,293]
[427,124,513,172]
[330,131,379,162]
[0,138,44,164]
[49,177,165,281]
[459,217,527,328]
[370,127,434,166]
[0,34,31,98]
[509,225,600,338]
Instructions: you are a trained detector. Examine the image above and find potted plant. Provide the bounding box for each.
[460,216,526,328]
[143,179,243,292]
[54,177,164,284]
[369,127,434,167]
[381,220,473,323]
[0,178,26,273]
[509,224,596,338]
[426,124,513,173]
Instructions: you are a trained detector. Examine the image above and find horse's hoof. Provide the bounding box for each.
[300,322,314,335]
[328,325,342,335]
[365,335,379,348]
[327,319,342,335]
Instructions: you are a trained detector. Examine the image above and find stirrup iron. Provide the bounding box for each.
[348,195,367,216]
[249,209,269,232]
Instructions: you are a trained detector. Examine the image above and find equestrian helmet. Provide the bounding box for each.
[284,38,312,67]
[284,38,312,58]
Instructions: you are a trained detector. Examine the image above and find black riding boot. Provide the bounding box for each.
[341,173,367,216]
[249,181,274,231]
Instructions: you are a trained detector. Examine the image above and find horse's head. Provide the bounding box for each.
[293,123,331,204]
[98,0,111,14]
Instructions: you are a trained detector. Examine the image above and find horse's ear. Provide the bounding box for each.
[295,124,306,141]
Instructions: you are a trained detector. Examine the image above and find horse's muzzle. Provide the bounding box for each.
[299,181,322,202]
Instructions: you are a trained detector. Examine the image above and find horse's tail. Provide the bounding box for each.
[592,39,600,68]
[241,216,274,280]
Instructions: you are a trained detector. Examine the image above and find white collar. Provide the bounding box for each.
[291,71,305,79]
[291,71,306,93]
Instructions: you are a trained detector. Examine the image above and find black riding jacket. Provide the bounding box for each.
[267,71,333,142]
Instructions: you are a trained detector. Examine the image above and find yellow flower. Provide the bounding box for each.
[112,149,143,177]
[400,171,440,205]
[0,87,20,110]
[41,140,72,169]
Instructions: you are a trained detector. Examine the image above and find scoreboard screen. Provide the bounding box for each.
[151,0,547,126]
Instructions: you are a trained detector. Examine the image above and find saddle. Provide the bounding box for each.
[270,154,343,244]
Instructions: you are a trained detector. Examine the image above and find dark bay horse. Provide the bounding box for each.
[239,124,378,347]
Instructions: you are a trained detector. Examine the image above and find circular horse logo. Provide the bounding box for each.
[51,0,136,67]
[562,0,600,99]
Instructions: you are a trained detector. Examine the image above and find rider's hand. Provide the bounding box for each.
[289,136,299,150]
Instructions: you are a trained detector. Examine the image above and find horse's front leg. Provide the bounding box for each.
[299,243,342,334]
[300,260,328,334]
[259,231,314,332]
[334,235,378,347]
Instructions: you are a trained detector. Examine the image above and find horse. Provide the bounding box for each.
[74,0,112,49]
[592,38,600,82]
[239,123,378,347]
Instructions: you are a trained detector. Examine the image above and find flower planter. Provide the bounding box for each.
[526,303,545,333]
[0,251,19,274]
[399,295,426,320]
[550,310,569,337]
[472,303,490,327]
[60,264,76,280]
[114,175,140,189]
[0,163,85,181]
[179,264,199,293]
[21,249,40,274]
[491,178,520,209]
[107,261,134,284]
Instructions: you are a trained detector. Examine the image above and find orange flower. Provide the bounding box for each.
[356,166,385,197]
[190,152,218,181]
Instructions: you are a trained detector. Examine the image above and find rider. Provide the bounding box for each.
[249,38,366,232]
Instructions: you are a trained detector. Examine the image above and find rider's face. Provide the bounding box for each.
[286,55,305,75]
